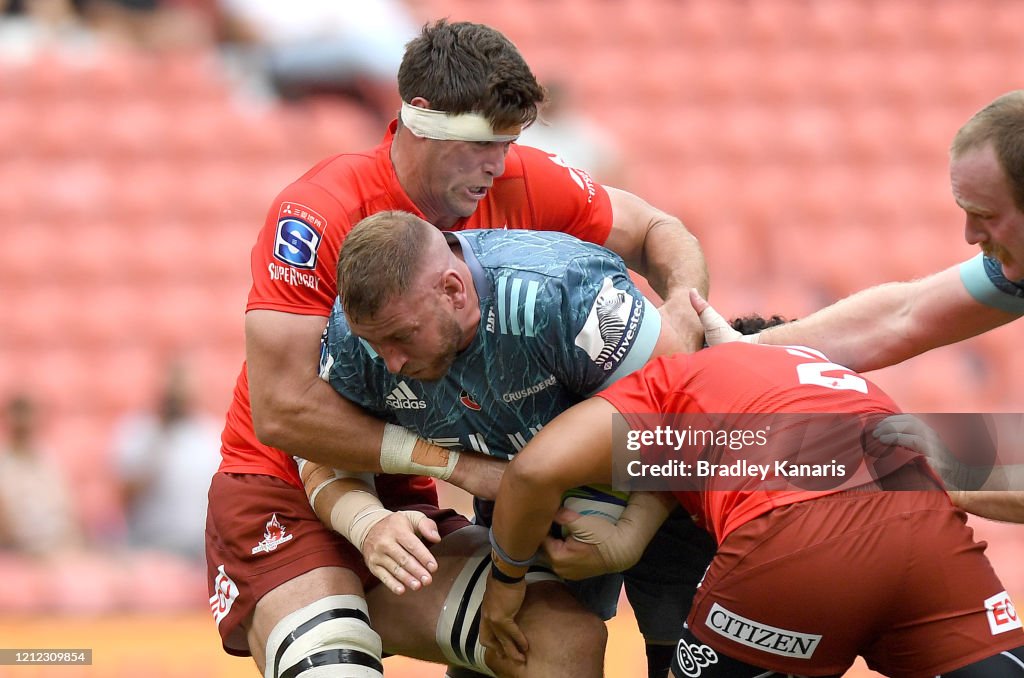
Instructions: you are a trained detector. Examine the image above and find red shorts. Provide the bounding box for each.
[205,472,470,656]
[688,487,1024,677]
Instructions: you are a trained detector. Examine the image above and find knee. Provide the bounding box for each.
[263,595,383,678]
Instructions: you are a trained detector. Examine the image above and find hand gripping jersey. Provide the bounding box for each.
[218,122,615,487]
[319,230,662,459]
[598,342,934,543]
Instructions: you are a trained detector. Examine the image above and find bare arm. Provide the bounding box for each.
[950,489,1024,523]
[246,309,386,467]
[754,266,1017,372]
[246,309,507,496]
[490,397,619,565]
[602,187,708,351]
[481,397,621,658]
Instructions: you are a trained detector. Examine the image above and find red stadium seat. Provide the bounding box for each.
[0,556,47,613]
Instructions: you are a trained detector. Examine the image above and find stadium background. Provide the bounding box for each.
[1,0,1022,675]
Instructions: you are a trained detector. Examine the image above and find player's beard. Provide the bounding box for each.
[402,310,464,382]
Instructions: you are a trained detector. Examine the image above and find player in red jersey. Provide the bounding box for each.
[480,339,1024,677]
[206,18,709,678]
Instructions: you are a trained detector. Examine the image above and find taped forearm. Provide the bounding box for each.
[379,423,459,480]
[298,458,390,550]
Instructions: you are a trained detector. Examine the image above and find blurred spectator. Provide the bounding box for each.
[80,0,212,51]
[212,0,416,118]
[112,360,220,562]
[0,0,94,57]
[518,78,626,186]
[0,393,83,557]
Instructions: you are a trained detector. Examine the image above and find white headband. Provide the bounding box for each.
[400,101,521,142]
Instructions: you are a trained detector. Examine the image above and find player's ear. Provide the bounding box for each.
[441,269,467,308]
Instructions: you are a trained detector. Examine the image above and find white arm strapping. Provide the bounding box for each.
[329,490,392,552]
[563,491,673,572]
[697,302,760,346]
[380,423,459,481]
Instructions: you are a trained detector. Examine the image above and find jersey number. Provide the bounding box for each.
[786,347,868,394]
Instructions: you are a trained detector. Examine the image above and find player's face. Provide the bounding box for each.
[423,139,514,224]
[350,288,465,382]
[951,142,1024,281]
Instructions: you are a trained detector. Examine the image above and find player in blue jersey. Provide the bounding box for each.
[309,210,714,677]
[691,90,1024,522]
[694,91,1024,371]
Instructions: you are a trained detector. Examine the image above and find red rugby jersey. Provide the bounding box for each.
[597,342,925,543]
[220,121,615,489]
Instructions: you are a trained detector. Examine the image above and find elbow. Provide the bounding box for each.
[507,451,562,500]
[250,394,298,449]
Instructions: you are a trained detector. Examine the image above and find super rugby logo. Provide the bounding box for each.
[574,277,642,371]
[274,202,325,269]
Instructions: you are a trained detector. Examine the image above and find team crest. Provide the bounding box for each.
[251,513,294,555]
[460,390,482,411]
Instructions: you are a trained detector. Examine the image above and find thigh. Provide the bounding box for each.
[249,566,367,674]
[367,525,488,663]
[206,472,371,656]
[368,525,606,677]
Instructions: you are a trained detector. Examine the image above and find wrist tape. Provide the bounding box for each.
[380,423,459,480]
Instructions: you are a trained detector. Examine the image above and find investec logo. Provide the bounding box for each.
[705,602,821,659]
[386,381,426,410]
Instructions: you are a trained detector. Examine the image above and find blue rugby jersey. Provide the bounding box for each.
[319,229,662,459]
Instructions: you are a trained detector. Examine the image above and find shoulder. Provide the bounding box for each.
[470,229,617,272]
[958,254,1024,315]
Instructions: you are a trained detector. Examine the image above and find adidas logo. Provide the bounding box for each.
[385,381,427,410]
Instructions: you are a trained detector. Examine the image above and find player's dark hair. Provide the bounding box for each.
[397,19,545,131]
[729,314,791,335]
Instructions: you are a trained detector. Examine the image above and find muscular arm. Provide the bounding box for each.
[247,309,389,468]
[602,187,708,351]
[754,266,1018,372]
[491,398,619,563]
[246,309,506,497]
[951,489,1024,523]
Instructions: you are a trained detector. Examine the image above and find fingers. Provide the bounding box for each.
[552,506,582,525]
[689,289,743,345]
[542,536,606,580]
[480,621,528,664]
[872,415,934,449]
[407,512,442,543]
[363,514,440,595]
[688,287,709,314]
[498,624,529,663]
